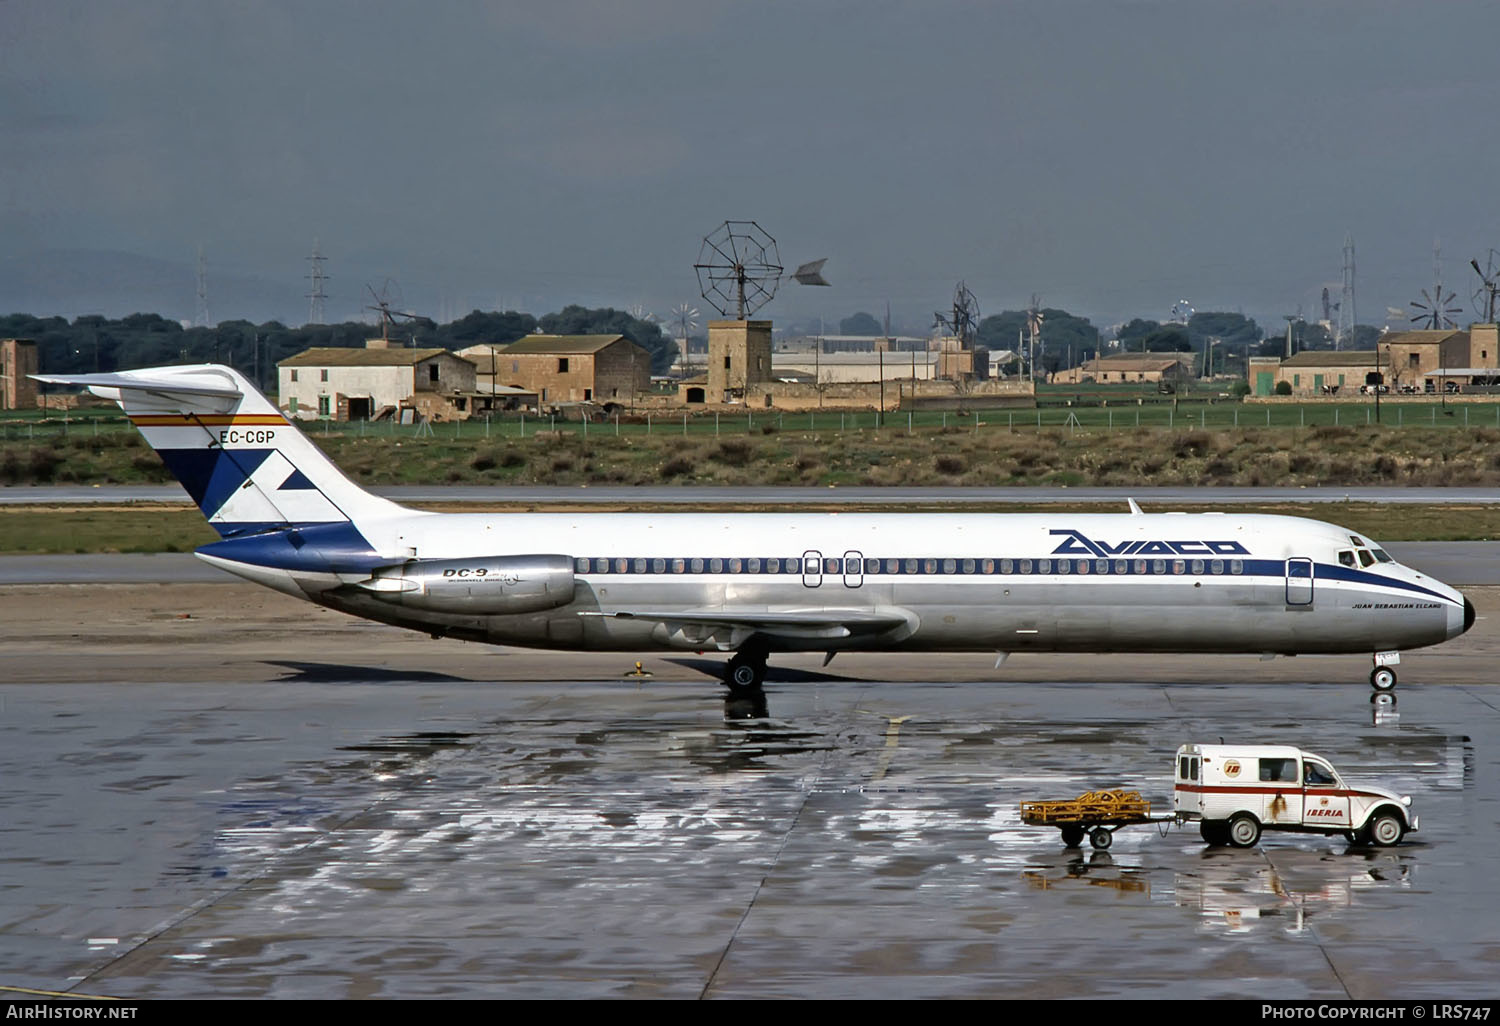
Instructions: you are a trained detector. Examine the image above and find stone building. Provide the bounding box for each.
[459,334,650,405]
[1052,352,1193,385]
[0,338,38,410]
[277,344,476,421]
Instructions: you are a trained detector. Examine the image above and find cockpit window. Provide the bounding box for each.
[1357,550,1375,568]
[1372,549,1393,563]
[1338,550,1356,568]
[1349,535,1366,547]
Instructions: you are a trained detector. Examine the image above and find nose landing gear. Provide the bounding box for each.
[1369,654,1398,706]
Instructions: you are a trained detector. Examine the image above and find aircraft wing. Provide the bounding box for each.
[581,606,910,642]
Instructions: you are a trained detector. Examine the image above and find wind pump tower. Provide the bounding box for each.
[1471,250,1500,323]
[1409,240,1462,330]
[692,220,829,403]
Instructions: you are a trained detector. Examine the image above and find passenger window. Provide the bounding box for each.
[1358,550,1375,568]
[632,558,645,573]
[1114,560,1128,574]
[905,558,919,574]
[942,558,956,574]
[1259,758,1297,782]
[1037,559,1051,574]
[1172,560,1185,575]
[1153,559,1166,574]
[595,558,609,573]
[865,558,880,574]
[729,558,741,573]
[747,557,761,573]
[962,558,975,574]
[616,558,629,573]
[671,558,685,573]
[1230,559,1243,575]
[1057,559,1070,575]
[653,558,665,573]
[709,558,723,573]
[982,559,995,574]
[885,558,899,574]
[825,558,839,574]
[1095,559,1109,575]
[1000,559,1013,574]
[767,558,780,573]
[925,559,938,574]
[1134,560,1147,574]
[1339,550,1356,567]
[690,558,704,573]
[1191,559,1204,575]
[1077,560,1089,575]
[1019,559,1032,574]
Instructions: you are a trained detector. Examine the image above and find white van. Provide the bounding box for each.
[1173,744,1417,848]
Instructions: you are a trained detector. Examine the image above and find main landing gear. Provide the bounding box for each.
[724,649,768,694]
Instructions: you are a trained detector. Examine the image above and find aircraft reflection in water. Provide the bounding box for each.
[38,364,1474,699]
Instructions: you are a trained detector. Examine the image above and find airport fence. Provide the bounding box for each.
[6,400,1500,444]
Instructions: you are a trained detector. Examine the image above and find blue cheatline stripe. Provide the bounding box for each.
[560,555,1458,602]
[156,447,274,517]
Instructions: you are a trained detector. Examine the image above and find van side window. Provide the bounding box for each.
[1259,758,1297,782]
[1304,761,1336,786]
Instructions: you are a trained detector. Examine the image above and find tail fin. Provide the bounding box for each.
[33,364,405,537]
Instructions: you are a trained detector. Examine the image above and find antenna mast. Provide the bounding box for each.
[306,239,330,325]
[1338,233,1356,349]
[195,245,212,328]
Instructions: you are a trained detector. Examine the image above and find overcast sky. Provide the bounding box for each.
[6,0,1500,334]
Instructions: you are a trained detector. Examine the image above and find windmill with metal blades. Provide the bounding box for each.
[1410,243,1463,330]
[1471,250,1500,323]
[692,220,829,403]
[670,302,700,372]
[365,280,425,346]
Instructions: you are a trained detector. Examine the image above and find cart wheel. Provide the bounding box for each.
[1060,825,1085,848]
[1089,827,1113,850]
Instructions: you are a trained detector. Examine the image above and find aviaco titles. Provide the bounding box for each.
[37,365,1473,698]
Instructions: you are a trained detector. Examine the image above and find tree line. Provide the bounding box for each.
[1,305,680,390]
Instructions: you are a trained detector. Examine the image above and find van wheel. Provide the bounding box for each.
[1200,821,1229,846]
[1227,813,1261,848]
[1367,812,1405,847]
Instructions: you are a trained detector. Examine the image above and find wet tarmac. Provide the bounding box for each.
[1,676,1495,999]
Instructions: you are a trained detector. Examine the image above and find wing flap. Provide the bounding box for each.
[581,606,911,641]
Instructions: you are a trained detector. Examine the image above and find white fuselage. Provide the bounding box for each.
[200,510,1469,656]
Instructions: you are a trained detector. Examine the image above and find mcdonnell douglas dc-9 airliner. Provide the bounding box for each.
[37,364,1473,695]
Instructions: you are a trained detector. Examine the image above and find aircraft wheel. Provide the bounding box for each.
[1227,813,1261,848]
[1060,825,1085,848]
[1370,666,1397,691]
[1089,827,1113,850]
[725,653,767,692]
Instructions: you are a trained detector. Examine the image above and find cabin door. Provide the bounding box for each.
[1285,557,1314,606]
[843,550,864,588]
[802,550,823,588]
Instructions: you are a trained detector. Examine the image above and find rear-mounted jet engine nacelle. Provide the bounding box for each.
[355,554,575,614]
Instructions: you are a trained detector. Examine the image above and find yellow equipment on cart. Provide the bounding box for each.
[1021,790,1158,850]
